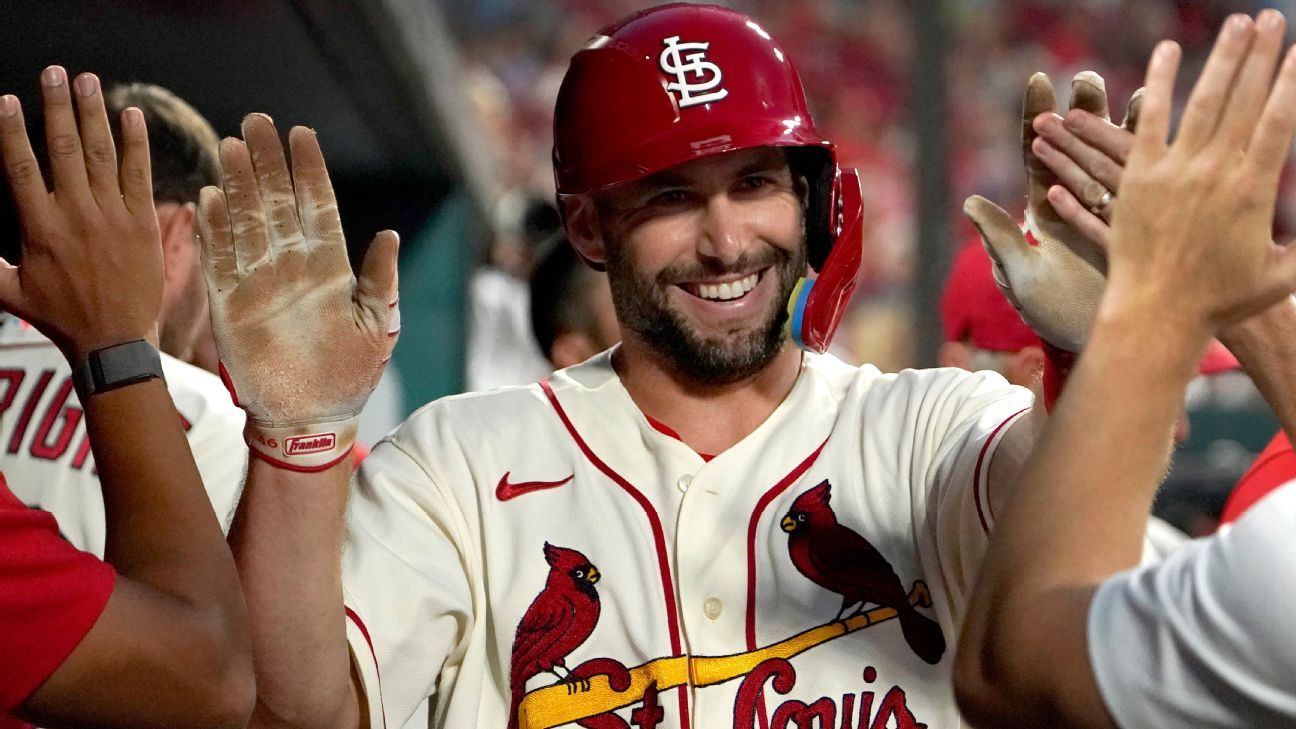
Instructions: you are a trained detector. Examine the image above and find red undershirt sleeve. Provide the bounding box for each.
[0,473,116,715]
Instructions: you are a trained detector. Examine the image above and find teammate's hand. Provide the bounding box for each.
[0,67,162,363]
[963,72,1115,352]
[197,114,398,470]
[1102,11,1296,333]
[1028,82,1141,248]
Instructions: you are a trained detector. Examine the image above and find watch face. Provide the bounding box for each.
[74,340,164,397]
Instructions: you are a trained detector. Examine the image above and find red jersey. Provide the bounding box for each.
[0,472,115,721]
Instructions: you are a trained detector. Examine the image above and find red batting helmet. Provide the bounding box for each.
[552,3,865,353]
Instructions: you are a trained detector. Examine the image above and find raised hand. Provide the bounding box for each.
[197,114,399,471]
[0,66,161,363]
[963,72,1115,352]
[1104,11,1296,332]
[1029,85,1142,247]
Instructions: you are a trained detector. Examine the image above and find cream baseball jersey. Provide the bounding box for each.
[0,315,247,554]
[343,351,1046,729]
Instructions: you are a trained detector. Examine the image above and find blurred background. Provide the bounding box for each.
[0,0,1289,534]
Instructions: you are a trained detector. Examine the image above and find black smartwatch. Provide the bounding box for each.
[72,339,165,400]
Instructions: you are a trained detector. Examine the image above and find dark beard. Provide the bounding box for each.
[605,241,807,385]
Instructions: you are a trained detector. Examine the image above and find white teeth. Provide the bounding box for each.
[694,272,760,301]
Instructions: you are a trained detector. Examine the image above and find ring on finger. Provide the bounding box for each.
[1091,189,1114,216]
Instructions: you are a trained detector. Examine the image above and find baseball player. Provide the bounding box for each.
[0,82,246,555]
[956,11,1296,727]
[0,66,252,729]
[198,5,1256,729]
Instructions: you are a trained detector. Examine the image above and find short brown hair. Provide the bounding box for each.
[104,83,220,205]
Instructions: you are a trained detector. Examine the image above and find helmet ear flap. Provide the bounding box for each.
[787,168,865,353]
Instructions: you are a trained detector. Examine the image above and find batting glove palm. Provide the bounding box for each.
[198,114,399,471]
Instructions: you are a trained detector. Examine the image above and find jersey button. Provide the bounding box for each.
[703,596,723,620]
[677,474,692,493]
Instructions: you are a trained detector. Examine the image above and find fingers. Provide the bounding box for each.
[1058,108,1135,166]
[1121,88,1144,133]
[69,73,122,205]
[1069,71,1110,121]
[1175,15,1255,152]
[197,185,238,293]
[1045,185,1111,250]
[0,95,51,226]
[219,137,270,273]
[1023,73,1061,209]
[117,107,154,217]
[241,113,304,251]
[1132,41,1182,160]
[1023,72,1057,165]
[1217,9,1286,151]
[39,66,92,198]
[1245,44,1296,192]
[356,230,401,337]
[288,126,345,264]
[964,195,1032,264]
[1030,135,1116,217]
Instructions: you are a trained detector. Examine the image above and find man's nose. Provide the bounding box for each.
[697,194,743,265]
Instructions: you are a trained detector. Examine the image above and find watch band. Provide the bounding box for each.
[72,339,165,400]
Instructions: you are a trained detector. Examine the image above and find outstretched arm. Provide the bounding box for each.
[1,67,253,729]
[199,114,399,729]
[957,11,1296,727]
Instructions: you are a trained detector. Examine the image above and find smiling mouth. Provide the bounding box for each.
[679,270,763,302]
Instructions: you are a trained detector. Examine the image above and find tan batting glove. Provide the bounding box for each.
[963,72,1127,352]
[197,114,399,471]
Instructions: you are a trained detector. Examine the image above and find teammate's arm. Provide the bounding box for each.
[0,67,253,728]
[956,14,1296,727]
[198,114,399,729]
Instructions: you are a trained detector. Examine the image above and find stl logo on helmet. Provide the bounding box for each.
[659,36,728,108]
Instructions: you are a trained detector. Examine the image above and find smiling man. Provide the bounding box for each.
[206,5,1217,729]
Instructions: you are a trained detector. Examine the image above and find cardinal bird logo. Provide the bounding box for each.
[782,480,946,664]
[509,543,602,728]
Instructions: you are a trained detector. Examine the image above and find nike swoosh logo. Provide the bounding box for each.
[496,472,574,501]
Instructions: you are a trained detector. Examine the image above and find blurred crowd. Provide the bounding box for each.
[452,0,1296,371]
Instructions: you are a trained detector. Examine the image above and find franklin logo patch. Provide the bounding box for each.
[284,432,337,456]
[660,35,728,108]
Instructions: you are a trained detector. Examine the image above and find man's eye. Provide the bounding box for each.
[738,175,772,191]
[650,190,689,205]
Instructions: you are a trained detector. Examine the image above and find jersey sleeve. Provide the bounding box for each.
[1088,481,1296,728]
[161,356,248,533]
[0,478,115,713]
[905,368,1034,609]
[342,435,476,729]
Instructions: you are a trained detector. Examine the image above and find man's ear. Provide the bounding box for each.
[155,202,198,284]
[1007,345,1046,389]
[938,341,972,370]
[562,196,607,270]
